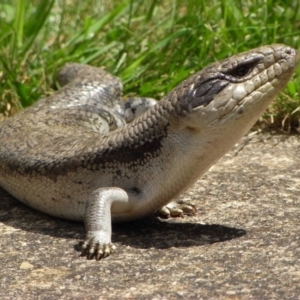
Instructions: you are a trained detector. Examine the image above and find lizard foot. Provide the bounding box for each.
[156,199,197,219]
[81,238,116,260]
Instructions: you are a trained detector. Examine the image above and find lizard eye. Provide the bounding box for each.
[225,56,262,78]
[227,63,254,78]
[233,66,250,77]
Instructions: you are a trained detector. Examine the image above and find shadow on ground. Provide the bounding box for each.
[0,187,246,253]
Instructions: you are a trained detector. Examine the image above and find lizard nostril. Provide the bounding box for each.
[285,48,292,55]
[284,47,298,59]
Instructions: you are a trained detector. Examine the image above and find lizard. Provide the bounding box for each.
[0,44,299,260]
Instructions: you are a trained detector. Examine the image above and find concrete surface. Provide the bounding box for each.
[1,132,300,299]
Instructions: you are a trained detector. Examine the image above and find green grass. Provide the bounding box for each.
[0,0,300,131]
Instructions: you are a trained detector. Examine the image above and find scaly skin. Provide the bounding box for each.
[0,44,299,260]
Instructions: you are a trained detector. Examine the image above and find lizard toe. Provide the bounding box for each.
[156,199,197,219]
[81,238,116,260]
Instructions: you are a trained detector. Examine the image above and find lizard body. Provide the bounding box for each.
[0,44,298,259]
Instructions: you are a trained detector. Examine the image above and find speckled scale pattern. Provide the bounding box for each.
[0,64,165,174]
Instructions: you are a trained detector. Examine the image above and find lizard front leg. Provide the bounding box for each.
[81,187,129,260]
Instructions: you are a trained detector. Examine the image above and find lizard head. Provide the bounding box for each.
[169,44,299,137]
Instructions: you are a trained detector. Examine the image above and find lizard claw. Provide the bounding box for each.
[176,199,197,216]
[81,238,116,260]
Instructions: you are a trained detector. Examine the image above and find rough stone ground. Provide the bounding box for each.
[1,132,300,300]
